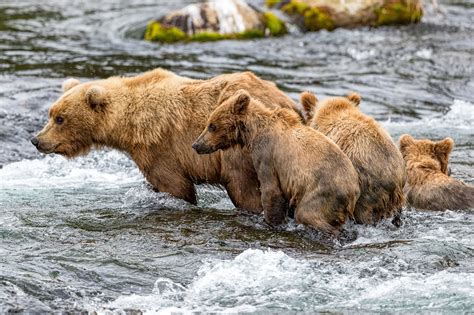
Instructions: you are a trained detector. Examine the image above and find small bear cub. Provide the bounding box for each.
[399,134,474,211]
[300,91,406,226]
[193,89,360,235]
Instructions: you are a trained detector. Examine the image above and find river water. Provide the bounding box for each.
[0,0,473,313]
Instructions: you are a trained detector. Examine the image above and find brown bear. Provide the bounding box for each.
[192,90,360,235]
[399,134,474,210]
[300,91,406,225]
[32,68,300,212]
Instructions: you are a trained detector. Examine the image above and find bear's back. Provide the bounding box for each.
[313,101,405,224]
[272,125,359,203]
[406,179,474,211]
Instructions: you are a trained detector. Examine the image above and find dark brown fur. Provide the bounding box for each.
[399,134,474,211]
[33,69,300,212]
[300,91,406,225]
[193,90,360,235]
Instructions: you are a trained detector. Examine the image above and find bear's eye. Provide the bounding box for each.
[208,123,217,132]
[56,116,64,125]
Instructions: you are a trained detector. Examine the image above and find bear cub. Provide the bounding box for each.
[300,91,406,225]
[193,90,360,235]
[399,134,474,211]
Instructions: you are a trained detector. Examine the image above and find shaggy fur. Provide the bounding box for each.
[193,90,360,235]
[300,91,406,225]
[33,69,299,211]
[399,134,474,211]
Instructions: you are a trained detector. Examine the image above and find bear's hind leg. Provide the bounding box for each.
[295,198,346,236]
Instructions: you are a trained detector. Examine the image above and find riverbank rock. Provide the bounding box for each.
[267,0,423,31]
[144,0,287,43]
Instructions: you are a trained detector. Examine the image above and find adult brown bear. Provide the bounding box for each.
[31,68,299,212]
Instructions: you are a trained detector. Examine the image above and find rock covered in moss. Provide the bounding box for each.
[144,0,287,43]
[267,0,423,31]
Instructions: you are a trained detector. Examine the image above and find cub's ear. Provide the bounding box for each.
[399,134,415,152]
[435,137,454,174]
[85,86,108,110]
[300,91,318,113]
[233,89,251,114]
[347,92,361,106]
[62,78,80,92]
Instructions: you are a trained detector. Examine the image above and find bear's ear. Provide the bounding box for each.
[300,91,318,113]
[435,137,454,174]
[62,78,80,92]
[85,86,108,110]
[347,92,361,106]
[232,90,251,114]
[399,134,415,153]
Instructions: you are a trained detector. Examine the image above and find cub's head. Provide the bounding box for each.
[300,91,361,123]
[31,78,110,158]
[192,90,251,155]
[399,134,454,175]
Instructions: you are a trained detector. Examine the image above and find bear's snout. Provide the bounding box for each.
[192,140,215,155]
[31,137,39,147]
[192,141,206,154]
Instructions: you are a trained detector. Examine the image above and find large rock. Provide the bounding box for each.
[267,0,423,31]
[144,0,287,43]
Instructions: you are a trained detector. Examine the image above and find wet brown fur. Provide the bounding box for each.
[34,68,299,211]
[399,135,474,211]
[300,91,406,225]
[193,90,360,235]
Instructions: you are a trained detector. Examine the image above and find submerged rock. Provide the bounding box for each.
[144,0,287,43]
[267,0,423,31]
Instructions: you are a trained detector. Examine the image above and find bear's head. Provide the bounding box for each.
[192,90,251,155]
[31,78,110,158]
[399,134,454,175]
[300,91,361,123]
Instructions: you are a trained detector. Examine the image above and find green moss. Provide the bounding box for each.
[281,0,334,31]
[144,21,268,43]
[303,7,335,31]
[144,21,186,43]
[374,1,423,26]
[266,0,282,8]
[263,11,287,36]
[237,29,265,39]
[191,32,226,42]
[282,1,309,15]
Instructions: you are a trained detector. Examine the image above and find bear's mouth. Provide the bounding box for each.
[37,143,61,154]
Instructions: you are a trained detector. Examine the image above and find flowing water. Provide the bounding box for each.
[0,0,473,313]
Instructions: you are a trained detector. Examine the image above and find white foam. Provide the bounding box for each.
[415,48,433,59]
[120,184,191,211]
[382,99,474,132]
[0,151,142,189]
[348,47,377,61]
[100,249,311,313]
[98,247,474,313]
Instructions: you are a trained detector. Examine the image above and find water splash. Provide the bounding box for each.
[100,244,474,313]
[0,151,142,189]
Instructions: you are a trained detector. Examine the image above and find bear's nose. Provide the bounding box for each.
[31,137,39,147]
[192,142,199,151]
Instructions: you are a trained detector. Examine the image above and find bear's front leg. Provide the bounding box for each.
[261,185,288,226]
[255,162,288,226]
[225,175,263,214]
[221,150,263,213]
[148,171,197,205]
